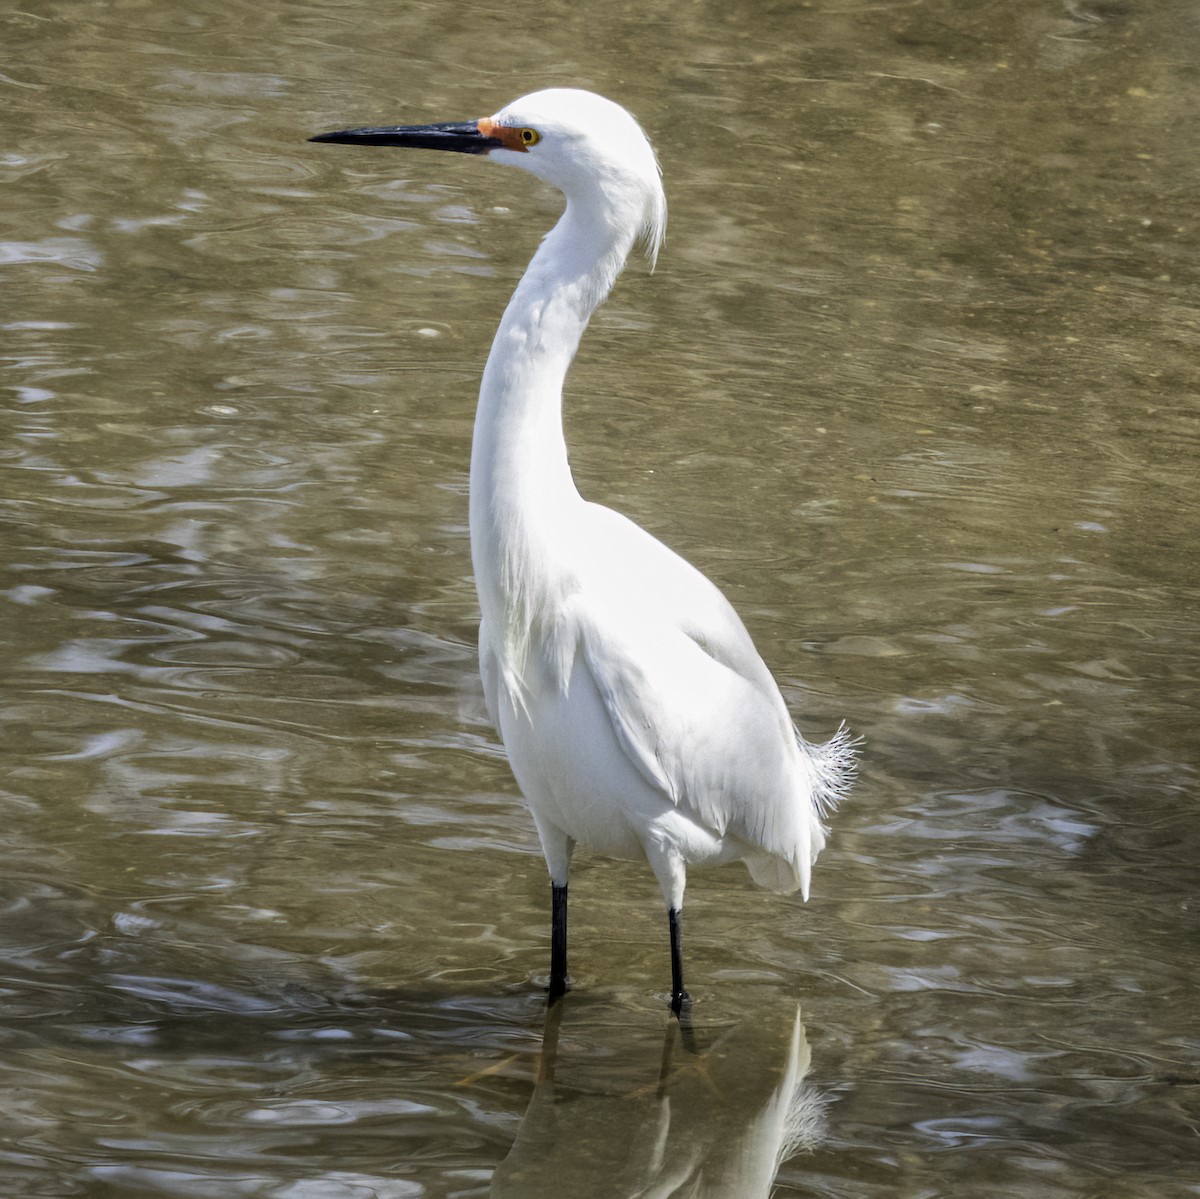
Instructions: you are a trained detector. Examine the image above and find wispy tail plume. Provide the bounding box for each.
[803,722,859,820]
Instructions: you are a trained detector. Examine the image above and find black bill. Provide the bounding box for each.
[309,120,500,154]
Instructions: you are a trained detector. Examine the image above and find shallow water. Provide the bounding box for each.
[2,0,1198,1195]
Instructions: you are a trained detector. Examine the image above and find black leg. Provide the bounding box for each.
[548,882,568,1004]
[668,907,690,1016]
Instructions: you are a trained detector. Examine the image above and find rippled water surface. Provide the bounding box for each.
[3,0,1198,1195]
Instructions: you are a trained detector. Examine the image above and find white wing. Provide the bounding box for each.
[581,504,787,708]
[570,504,821,884]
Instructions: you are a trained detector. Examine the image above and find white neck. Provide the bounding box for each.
[469,196,635,668]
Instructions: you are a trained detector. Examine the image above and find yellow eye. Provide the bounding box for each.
[519,128,541,146]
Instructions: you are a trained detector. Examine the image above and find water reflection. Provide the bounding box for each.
[493,999,822,1198]
[2,957,822,1197]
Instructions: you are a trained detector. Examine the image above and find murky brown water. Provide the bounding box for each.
[3,0,1198,1195]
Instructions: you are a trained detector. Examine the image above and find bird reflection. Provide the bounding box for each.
[491,999,824,1197]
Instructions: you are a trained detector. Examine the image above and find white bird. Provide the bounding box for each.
[312,89,855,1013]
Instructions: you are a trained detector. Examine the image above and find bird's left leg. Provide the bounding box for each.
[668,906,689,1016]
[532,814,575,1004]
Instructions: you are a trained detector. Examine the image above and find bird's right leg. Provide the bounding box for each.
[645,845,691,1017]
[549,882,568,1004]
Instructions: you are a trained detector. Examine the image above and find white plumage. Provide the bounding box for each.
[312,88,855,1011]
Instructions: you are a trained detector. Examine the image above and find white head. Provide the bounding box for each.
[482,89,666,266]
[312,88,667,267]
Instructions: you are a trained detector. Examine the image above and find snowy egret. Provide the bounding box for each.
[312,89,855,1013]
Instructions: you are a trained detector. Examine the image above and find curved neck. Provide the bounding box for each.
[469,197,634,644]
